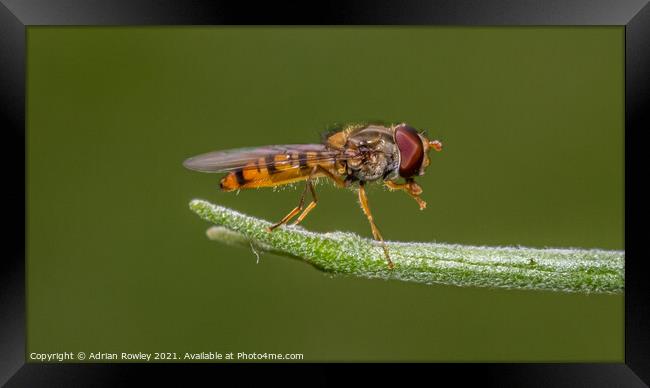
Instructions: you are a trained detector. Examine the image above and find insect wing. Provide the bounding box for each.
[182,144,338,173]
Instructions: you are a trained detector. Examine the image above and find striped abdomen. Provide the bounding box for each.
[220,150,338,191]
[182,144,340,192]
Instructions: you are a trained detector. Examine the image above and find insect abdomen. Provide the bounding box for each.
[219,151,336,191]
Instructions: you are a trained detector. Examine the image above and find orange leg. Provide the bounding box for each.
[358,183,393,269]
[268,166,348,231]
[385,179,427,210]
[292,179,317,226]
[293,165,349,225]
[268,166,318,231]
[267,201,304,232]
[316,165,348,188]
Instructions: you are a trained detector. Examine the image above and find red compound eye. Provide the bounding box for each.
[395,124,424,178]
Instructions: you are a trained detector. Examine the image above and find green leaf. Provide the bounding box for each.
[189,199,624,294]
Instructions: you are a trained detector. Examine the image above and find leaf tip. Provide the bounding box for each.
[189,198,210,213]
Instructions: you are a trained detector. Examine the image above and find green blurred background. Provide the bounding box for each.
[27,27,624,362]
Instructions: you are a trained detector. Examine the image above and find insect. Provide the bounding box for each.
[183,122,443,268]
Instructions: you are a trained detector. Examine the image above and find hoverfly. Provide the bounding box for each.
[183,122,443,268]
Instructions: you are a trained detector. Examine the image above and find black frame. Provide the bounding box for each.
[1,0,647,386]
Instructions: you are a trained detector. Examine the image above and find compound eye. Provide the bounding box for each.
[395,124,424,178]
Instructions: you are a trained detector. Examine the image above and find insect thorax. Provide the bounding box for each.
[342,125,400,183]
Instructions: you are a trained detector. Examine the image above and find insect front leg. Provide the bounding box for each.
[358,182,394,269]
[385,179,427,210]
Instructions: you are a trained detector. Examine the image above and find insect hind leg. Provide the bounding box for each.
[267,206,303,232]
[292,179,318,226]
[267,166,318,232]
[293,165,351,225]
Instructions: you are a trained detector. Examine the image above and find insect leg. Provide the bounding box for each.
[358,182,394,269]
[267,166,318,231]
[385,179,427,210]
[267,203,304,232]
[267,183,309,232]
[293,165,353,226]
[315,165,348,188]
[292,178,318,226]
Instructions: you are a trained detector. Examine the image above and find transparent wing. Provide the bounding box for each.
[182,144,340,173]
